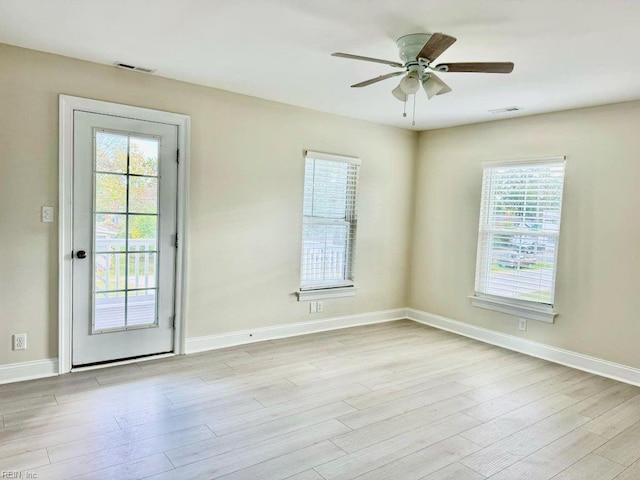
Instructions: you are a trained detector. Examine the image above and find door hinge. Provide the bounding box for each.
[172,315,176,328]
[175,233,178,248]
[176,149,180,164]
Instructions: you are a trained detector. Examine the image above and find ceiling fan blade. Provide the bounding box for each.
[332,52,404,68]
[417,33,457,62]
[436,62,514,73]
[351,71,404,88]
[429,73,452,95]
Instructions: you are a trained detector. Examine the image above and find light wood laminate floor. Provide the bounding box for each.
[1,320,639,479]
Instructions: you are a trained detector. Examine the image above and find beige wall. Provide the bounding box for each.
[2,41,639,373]
[410,101,640,369]
[0,43,417,366]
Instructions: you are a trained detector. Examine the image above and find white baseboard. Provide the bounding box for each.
[6,307,630,388]
[185,308,407,354]
[406,308,640,387]
[0,358,59,385]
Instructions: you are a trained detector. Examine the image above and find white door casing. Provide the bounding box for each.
[59,95,190,373]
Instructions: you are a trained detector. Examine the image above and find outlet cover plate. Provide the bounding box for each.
[42,206,54,223]
[13,333,27,350]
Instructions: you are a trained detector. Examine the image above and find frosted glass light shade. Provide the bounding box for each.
[399,75,420,94]
[392,84,407,101]
[423,76,445,99]
[423,75,452,99]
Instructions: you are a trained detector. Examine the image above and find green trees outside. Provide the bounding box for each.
[95,132,159,241]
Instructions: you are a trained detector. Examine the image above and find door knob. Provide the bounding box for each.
[76,250,87,259]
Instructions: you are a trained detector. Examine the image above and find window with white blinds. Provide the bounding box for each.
[474,158,566,308]
[300,151,360,290]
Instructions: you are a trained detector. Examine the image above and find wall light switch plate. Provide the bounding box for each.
[317,301,323,313]
[310,301,317,313]
[518,318,527,331]
[42,206,54,223]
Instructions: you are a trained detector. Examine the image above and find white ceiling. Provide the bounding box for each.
[1,0,640,130]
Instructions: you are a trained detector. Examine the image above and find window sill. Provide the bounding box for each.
[297,286,356,301]
[468,294,557,324]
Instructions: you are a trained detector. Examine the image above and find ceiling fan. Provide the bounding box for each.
[332,33,514,124]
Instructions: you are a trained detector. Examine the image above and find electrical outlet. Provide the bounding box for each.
[518,318,527,331]
[317,301,324,313]
[309,301,317,313]
[13,333,27,350]
[42,206,54,223]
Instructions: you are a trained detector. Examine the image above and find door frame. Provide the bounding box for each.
[58,95,190,374]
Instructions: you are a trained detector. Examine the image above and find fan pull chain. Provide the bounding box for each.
[412,94,416,126]
[402,97,407,118]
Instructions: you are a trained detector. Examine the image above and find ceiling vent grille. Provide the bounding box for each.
[489,106,523,114]
[114,62,156,74]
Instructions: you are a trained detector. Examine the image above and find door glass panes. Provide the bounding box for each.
[128,215,158,250]
[126,252,156,289]
[96,131,127,173]
[130,136,159,176]
[94,253,126,292]
[129,177,158,213]
[127,290,156,326]
[95,214,126,250]
[96,174,127,212]
[93,131,160,332]
[94,292,126,330]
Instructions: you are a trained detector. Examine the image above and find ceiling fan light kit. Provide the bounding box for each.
[399,72,421,94]
[332,32,514,125]
[392,84,407,102]
[423,76,445,99]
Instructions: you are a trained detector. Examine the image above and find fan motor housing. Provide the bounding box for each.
[396,33,431,64]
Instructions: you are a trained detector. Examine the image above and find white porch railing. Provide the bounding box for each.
[94,238,157,330]
[94,238,156,292]
[301,245,346,284]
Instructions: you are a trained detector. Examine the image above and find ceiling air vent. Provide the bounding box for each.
[114,62,156,74]
[489,106,523,114]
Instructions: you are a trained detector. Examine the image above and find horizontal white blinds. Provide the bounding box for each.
[300,153,359,290]
[474,159,566,305]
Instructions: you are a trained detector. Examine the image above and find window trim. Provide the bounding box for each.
[304,150,361,166]
[297,150,360,300]
[468,294,558,323]
[471,155,566,323]
[297,286,356,301]
[483,155,566,168]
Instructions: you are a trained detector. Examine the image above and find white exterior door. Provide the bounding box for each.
[72,111,178,366]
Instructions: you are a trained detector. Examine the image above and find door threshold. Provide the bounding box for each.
[71,352,175,372]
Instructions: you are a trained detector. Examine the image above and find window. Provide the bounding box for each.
[472,157,566,322]
[298,151,360,299]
